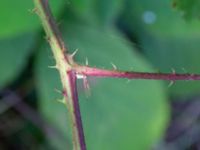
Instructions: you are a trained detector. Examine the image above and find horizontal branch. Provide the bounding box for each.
[76,66,200,81]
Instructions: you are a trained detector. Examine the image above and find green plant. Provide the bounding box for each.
[1,0,200,150]
[33,0,200,150]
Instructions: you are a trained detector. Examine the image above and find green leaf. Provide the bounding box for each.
[0,32,36,88]
[68,0,123,25]
[0,0,64,38]
[96,0,124,25]
[122,0,200,37]
[122,0,200,96]
[36,24,169,149]
[172,0,200,19]
[141,36,200,96]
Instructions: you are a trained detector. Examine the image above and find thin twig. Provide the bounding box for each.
[76,66,200,81]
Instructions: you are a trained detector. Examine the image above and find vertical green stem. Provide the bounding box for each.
[33,0,86,150]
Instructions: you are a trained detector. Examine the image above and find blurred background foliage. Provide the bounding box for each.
[0,0,200,150]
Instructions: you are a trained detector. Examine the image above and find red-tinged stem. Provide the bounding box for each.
[67,71,86,150]
[77,66,200,81]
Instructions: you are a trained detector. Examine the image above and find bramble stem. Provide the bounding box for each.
[33,0,200,150]
[33,0,86,150]
[76,66,200,81]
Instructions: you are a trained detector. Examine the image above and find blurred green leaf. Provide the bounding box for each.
[0,0,65,38]
[0,33,36,88]
[122,0,200,37]
[68,0,123,25]
[36,23,169,149]
[122,0,200,96]
[95,0,123,25]
[172,0,200,19]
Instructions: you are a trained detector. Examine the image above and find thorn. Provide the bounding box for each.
[110,62,117,70]
[76,73,91,97]
[182,67,188,73]
[57,98,66,104]
[48,65,58,69]
[29,8,38,14]
[171,68,176,74]
[70,49,79,58]
[85,57,89,66]
[83,77,91,97]
[168,80,175,88]
[126,79,131,83]
[54,88,62,94]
